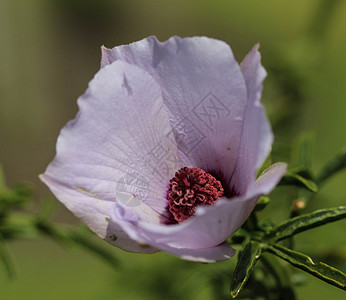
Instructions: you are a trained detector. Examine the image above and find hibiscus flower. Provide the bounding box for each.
[40,36,286,262]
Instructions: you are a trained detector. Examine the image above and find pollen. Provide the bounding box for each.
[167,167,224,223]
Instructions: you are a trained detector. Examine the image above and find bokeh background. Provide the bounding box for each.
[1,0,345,299]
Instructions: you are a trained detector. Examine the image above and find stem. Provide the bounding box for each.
[0,236,16,279]
[261,254,296,300]
[210,277,229,300]
[308,0,340,39]
[244,212,258,232]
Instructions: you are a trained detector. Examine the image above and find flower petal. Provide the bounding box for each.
[230,44,272,195]
[111,195,255,250]
[40,175,157,253]
[101,36,248,188]
[111,163,286,251]
[109,204,235,262]
[40,60,182,252]
[141,241,235,263]
[254,162,287,195]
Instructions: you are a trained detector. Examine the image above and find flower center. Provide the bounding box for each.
[167,167,224,223]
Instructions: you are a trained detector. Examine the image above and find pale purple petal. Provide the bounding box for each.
[110,163,286,254]
[109,203,235,262]
[41,60,182,252]
[253,162,287,195]
[42,36,285,262]
[111,196,252,250]
[230,44,272,195]
[40,175,157,253]
[101,36,248,188]
[138,241,235,263]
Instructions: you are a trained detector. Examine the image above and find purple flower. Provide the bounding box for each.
[40,36,286,262]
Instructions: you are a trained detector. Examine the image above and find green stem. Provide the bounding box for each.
[244,212,258,232]
[261,254,296,300]
[0,236,16,279]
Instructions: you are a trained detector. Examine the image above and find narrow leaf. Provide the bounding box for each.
[267,206,346,241]
[256,155,272,177]
[0,223,39,240]
[254,196,270,212]
[35,220,73,248]
[316,147,346,185]
[231,241,262,298]
[292,133,315,169]
[265,244,346,290]
[0,239,16,279]
[261,254,294,289]
[279,172,318,192]
[70,232,119,269]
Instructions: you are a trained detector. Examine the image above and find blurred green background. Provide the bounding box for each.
[0,0,345,299]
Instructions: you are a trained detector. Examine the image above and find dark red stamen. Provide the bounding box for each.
[167,167,224,223]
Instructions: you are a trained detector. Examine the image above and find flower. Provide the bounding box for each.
[40,36,286,263]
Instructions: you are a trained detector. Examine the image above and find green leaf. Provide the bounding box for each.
[264,244,346,290]
[261,254,297,299]
[316,147,346,185]
[36,221,119,269]
[254,196,270,212]
[70,231,119,270]
[0,183,32,212]
[279,172,318,192]
[292,133,315,169]
[261,254,292,286]
[229,228,249,245]
[267,206,346,241]
[256,155,272,177]
[0,223,39,240]
[0,238,16,279]
[35,220,73,248]
[231,241,262,298]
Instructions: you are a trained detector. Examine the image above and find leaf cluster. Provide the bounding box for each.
[230,138,346,298]
[0,166,119,279]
